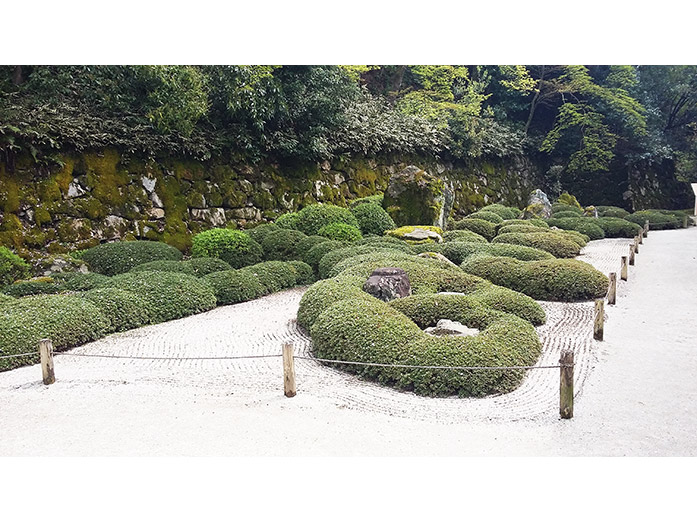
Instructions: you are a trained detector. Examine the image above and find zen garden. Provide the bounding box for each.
[1,65,696,459]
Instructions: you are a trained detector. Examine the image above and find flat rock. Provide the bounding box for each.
[403,228,443,242]
[424,319,480,337]
[363,267,411,302]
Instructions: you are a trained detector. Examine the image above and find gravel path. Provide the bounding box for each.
[1,229,695,456]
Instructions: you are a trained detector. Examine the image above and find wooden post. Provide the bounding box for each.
[607,272,617,305]
[638,229,643,244]
[629,244,635,266]
[634,236,639,253]
[621,256,628,281]
[282,342,296,398]
[594,299,604,341]
[644,220,649,235]
[39,339,55,385]
[683,215,689,228]
[559,350,574,419]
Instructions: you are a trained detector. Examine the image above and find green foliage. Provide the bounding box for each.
[385,225,444,243]
[261,229,308,261]
[551,203,583,215]
[302,240,347,271]
[492,232,581,258]
[0,294,110,371]
[102,271,217,324]
[82,240,183,276]
[551,211,584,219]
[318,245,406,280]
[240,261,297,294]
[81,287,151,332]
[595,217,642,237]
[449,218,497,241]
[293,235,334,260]
[183,257,233,276]
[0,246,30,287]
[191,229,262,269]
[349,194,383,208]
[356,236,415,251]
[293,204,359,236]
[461,255,609,301]
[498,219,549,229]
[466,211,504,224]
[439,241,554,264]
[0,293,15,307]
[203,269,265,305]
[556,192,583,209]
[478,204,521,220]
[547,217,606,240]
[351,203,396,236]
[55,272,111,291]
[626,210,683,230]
[287,260,315,285]
[275,212,301,230]
[442,230,489,243]
[597,206,630,219]
[130,260,196,275]
[245,223,280,244]
[318,222,362,242]
[498,224,550,235]
[3,277,61,297]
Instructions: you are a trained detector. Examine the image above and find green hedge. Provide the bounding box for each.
[102,271,217,324]
[356,236,415,252]
[261,229,308,261]
[245,223,280,244]
[203,269,266,305]
[492,232,581,258]
[551,203,583,215]
[81,287,151,333]
[626,210,683,230]
[439,241,554,264]
[351,203,396,236]
[318,222,363,242]
[0,294,110,371]
[302,240,348,270]
[449,218,497,241]
[293,235,333,259]
[551,210,585,219]
[547,217,606,240]
[288,260,315,285]
[596,217,643,237]
[0,246,30,287]
[183,257,234,276]
[191,229,263,269]
[130,260,196,275]
[293,204,360,236]
[479,204,521,220]
[461,255,609,301]
[55,272,111,291]
[240,261,297,294]
[318,245,406,279]
[597,206,630,219]
[442,230,488,243]
[3,278,61,297]
[498,224,551,235]
[0,293,16,307]
[385,225,444,244]
[466,211,504,224]
[82,240,183,276]
[275,212,301,230]
[499,218,549,229]
[349,194,383,208]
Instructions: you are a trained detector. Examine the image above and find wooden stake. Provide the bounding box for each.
[39,339,55,385]
[683,215,689,228]
[621,256,628,281]
[594,299,604,341]
[629,244,635,266]
[644,220,650,235]
[634,236,639,253]
[559,350,574,419]
[282,342,296,398]
[638,229,643,244]
[607,272,617,305]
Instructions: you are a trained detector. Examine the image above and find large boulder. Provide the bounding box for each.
[382,166,454,229]
[523,189,552,219]
[363,267,411,302]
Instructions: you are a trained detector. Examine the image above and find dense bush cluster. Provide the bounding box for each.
[0,246,30,287]
[596,217,642,237]
[449,218,497,241]
[385,225,444,243]
[130,260,196,275]
[626,210,684,230]
[261,229,307,261]
[461,255,609,301]
[81,287,151,332]
[551,203,583,215]
[317,245,406,279]
[240,261,298,294]
[244,223,280,245]
[191,229,262,268]
[351,203,396,236]
[597,206,630,219]
[499,218,549,229]
[492,232,581,258]
[183,257,234,276]
[3,277,61,297]
[318,222,362,242]
[82,240,183,276]
[302,240,347,270]
[478,204,521,220]
[55,272,111,291]
[439,241,554,264]
[442,230,489,243]
[547,217,606,240]
[203,269,266,305]
[292,204,360,236]
[466,211,504,224]
[0,293,16,307]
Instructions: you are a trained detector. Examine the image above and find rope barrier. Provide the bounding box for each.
[0,352,37,360]
[54,352,283,361]
[294,355,571,370]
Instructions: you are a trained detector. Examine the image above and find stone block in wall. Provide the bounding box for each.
[190,208,227,227]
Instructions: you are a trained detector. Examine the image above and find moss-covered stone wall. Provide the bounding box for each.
[1,149,546,255]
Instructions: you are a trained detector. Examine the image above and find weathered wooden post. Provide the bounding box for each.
[621,256,628,281]
[559,350,574,419]
[643,221,648,237]
[629,244,635,265]
[683,215,689,228]
[282,342,296,398]
[634,236,639,253]
[607,272,617,305]
[638,229,644,244]
[39,339,55,385]
[594,299,604,341]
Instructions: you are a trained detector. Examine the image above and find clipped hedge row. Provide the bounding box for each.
[492,232,581,258]
[597,206,630,219]
[626,210,683,230]
[82,240,183,276]
[204,269,266,305]
[81,287,151,332]
[261,229,307,261]
[442,230,489,243]
[461,255,609,301]
[2,278,61,297]
[302,240,348,270]
[596,217,642,238]
[547,217,606,241]
[449,218,497,241]
[318,245,406,279]
[439,241,554,264]
[551,203,583,215]
[499,218,549,229]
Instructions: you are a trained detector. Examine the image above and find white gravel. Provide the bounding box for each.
[1,227,696,456]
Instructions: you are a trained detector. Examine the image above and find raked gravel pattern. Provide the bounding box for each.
[0,236,635,424]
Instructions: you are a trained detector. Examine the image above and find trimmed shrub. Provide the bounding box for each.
[293,235,332,259]
[0,293,15,307]
[551,202,583,215]
[349,194,383,208]
[596,217,642,238]
[318,222,363,242]
[555,192,583,209]
[3,277,61,297]
[240,261,297,295]
[130,260,196,275]
[498,224,551,235]
[626,210,682,230]
[287,260,315,285]
[492,232,581,258]
[203,269,265,305]
[183,257,233,276]
[275,212,301,230]
[479,204,521,220]
[499,218,549,229]
[191,229,263,269]
[303,240,348,270]
[351,202,396,236]
[102,271,217,324]
[547,217,605,241]
[0,294,110,371]
[81,287,151,332]
[440,241,554,265]
[0,246,30,287]
[82,240,183,276]
[56,272,111,291]
[261,229,308,261]
[597,205,630,219]
[356,236,415,252]
[245,223,280,244]
[449,218,497,241]
[462,255,609,301]
[318,245,405,279]
[442,230,488,243]
[552,210,585,219]
[294,204,359,236]
[466,211,504,224]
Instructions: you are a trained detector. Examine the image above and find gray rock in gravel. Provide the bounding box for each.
[363,267,411,302]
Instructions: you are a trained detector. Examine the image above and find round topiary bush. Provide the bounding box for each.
[203,269,266,305]
[56,272,111,291]
[551,210,585,219]
[261,229,308,261]
[183,257,234,276]
[492,232,581,258]
[351,203,396,236]
[461,255,609,301]
[191,229,263,269]
[293,235,332,260]
[596,217,643,238]
[0,293,16,307]
[0,246,30,287]
[240,261,297,295]
[102,271,217,324]
[479,204,521,220]
[81,287,151,333]
[597,206,630,219]
[449,218,497,241]
[497,224,552,235]
[0,294,110,371]
[547,217,606,241]
[318,222,363,242]
[245,223,280,244]
[318,245,406,280]
[626,210,683,230]
[499,218,549,229]
[551,202,583,215]
[293,204,360,236]
[440,241,555,265]
[442,230,489,243]
[3,277,61,297]
[466,211,504,224]
[81,240,183,276]
[275,212,301,230]
[130,260,196,275]
[302,240,348,270]
[287,260,315,285]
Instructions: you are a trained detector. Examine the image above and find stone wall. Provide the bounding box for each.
[0,149,545,255]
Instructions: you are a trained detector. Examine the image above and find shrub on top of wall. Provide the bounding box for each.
[492,232,581,258]
[318,223,363,242]
[82,240,184,276]
[449,218,497,241]
[465,211,504,224]
[0,246,30,287]
[351,203,396,236]
[191,229,263,269]
[261,229,308,261]
[293,204,360,236]
[478,204,521,220]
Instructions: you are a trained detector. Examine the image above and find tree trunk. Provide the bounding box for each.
[12,65,23,86]
[524,65,545,136]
